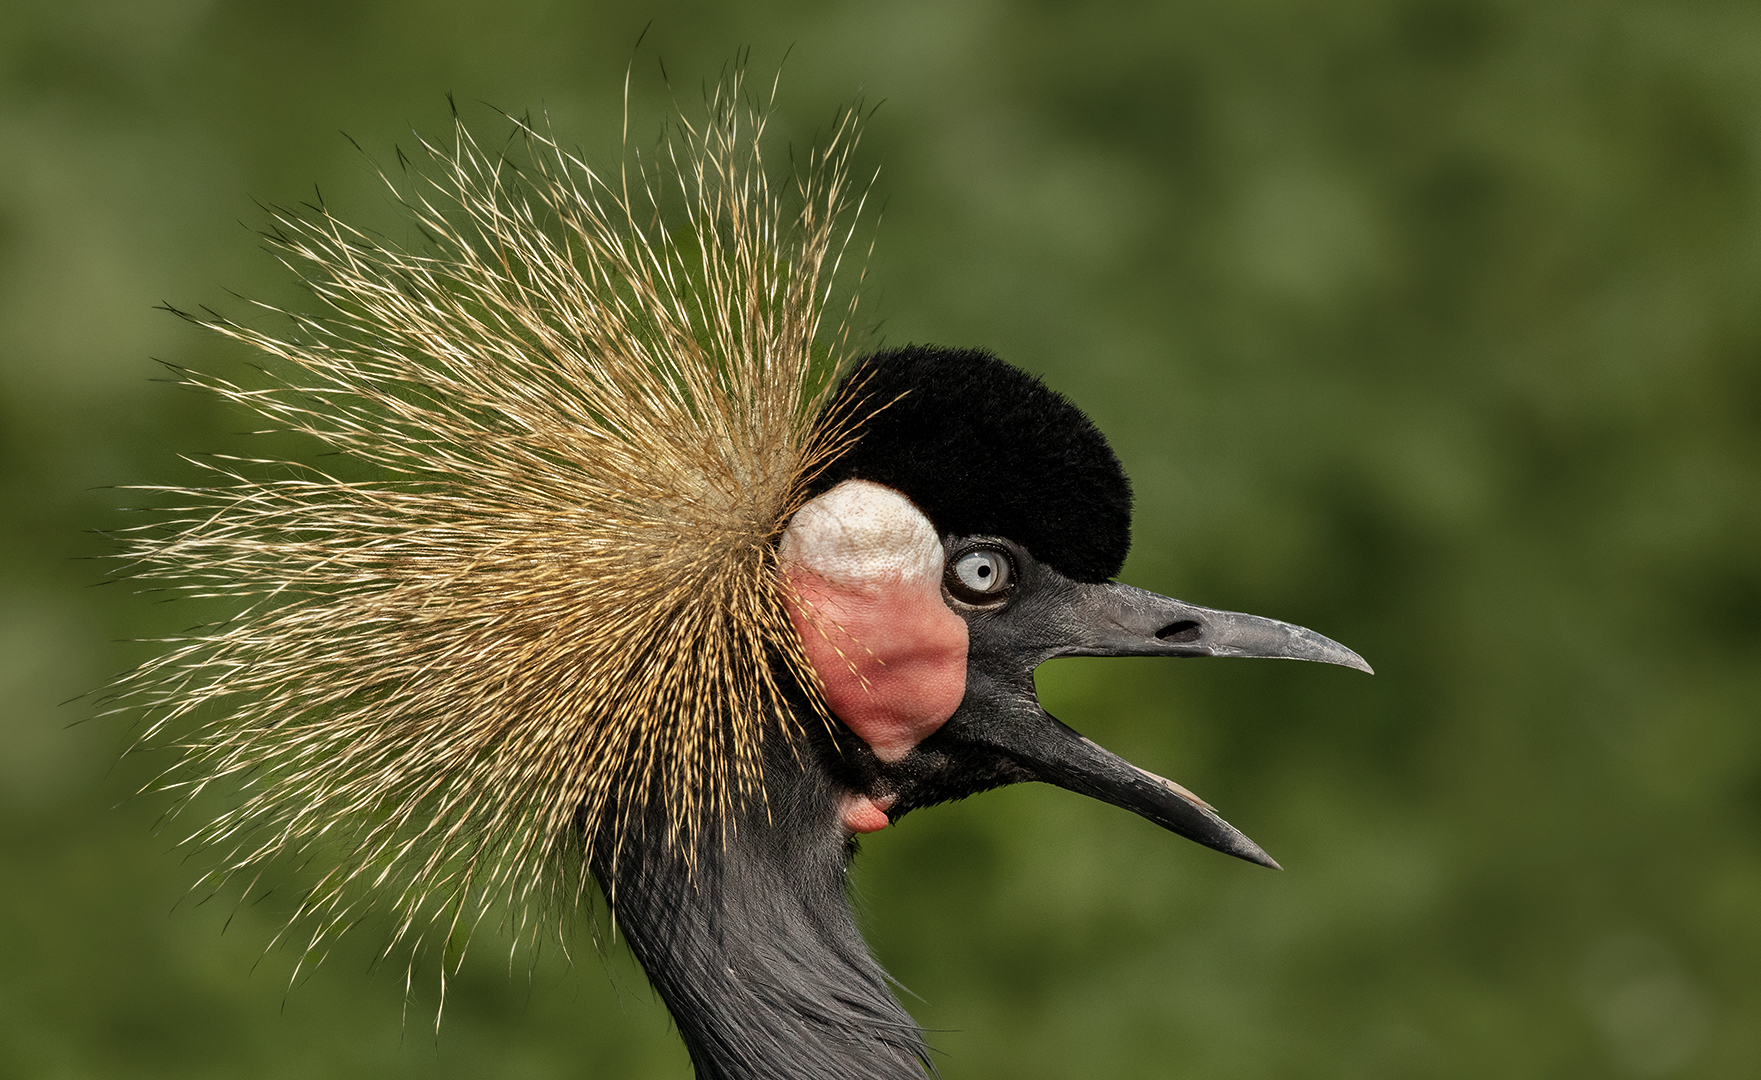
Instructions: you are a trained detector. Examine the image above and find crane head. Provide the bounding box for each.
[781,346,1370,866]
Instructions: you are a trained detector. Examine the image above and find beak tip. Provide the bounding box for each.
[1207,819,1283,870]
[1311,637,1372,674]
[1306,637,1371,674]
[1233,838,1282,871]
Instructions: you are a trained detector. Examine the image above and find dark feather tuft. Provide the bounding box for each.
[814,345,1133,582]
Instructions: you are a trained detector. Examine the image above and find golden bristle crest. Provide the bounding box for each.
[107,72,872,971]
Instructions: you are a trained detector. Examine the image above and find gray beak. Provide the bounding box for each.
[1051,582,1373,671]
[961,579,1370,869]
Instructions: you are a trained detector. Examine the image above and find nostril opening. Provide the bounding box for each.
[1156,620,1202,643]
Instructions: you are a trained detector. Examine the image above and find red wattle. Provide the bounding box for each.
[840,794,894,834]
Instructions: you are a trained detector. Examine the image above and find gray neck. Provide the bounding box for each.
[593,749,930,1080]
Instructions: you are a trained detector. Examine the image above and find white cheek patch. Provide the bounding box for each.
[778,480,943,588]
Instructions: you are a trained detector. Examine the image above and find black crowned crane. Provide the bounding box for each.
[113,81,1368,1080]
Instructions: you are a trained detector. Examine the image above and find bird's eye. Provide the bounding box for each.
[946,547,1014,604]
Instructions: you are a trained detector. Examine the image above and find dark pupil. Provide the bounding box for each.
[975,564,991,580]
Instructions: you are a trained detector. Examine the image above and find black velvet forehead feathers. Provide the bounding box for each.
[811,346,1133,583]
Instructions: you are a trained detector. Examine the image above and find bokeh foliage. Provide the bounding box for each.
[3,1,1759,1077]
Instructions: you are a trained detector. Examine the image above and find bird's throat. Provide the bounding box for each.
[591,736,929,1080]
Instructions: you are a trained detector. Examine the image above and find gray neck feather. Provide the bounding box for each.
[593,745,930,1080]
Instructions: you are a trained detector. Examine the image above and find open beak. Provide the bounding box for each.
[974,582,1370,869]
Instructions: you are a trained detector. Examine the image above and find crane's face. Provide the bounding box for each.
[781,479,1370,866]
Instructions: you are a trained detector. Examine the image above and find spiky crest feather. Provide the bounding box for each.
[105,70,874,980]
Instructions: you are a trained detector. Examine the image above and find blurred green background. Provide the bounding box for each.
[4,1,1759,1077]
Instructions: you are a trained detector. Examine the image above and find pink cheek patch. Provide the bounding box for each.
[784,564,968,763]
[779,481,969,767]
